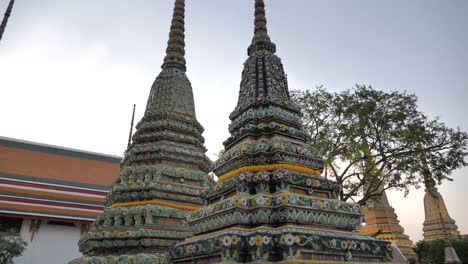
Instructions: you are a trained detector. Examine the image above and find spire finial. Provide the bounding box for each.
[248,0,276,55]
[0,0,15,44]
[162,0,186,71]
[253,0,270,42]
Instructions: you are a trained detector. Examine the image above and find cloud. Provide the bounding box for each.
[0,23,151,155]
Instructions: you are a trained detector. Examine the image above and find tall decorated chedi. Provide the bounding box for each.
[421,159,461,264]
[70,0,213,263]
[422,166,459,241]
[360,190,416,259]
[171,0,393,263]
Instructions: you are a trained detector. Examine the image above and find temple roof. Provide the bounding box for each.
[0,136,120,222]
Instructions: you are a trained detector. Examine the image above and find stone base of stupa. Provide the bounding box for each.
[423,222,460,241]
[69,253,168,264]
[171,226,394,263]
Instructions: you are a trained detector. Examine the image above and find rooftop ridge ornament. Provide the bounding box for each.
[162,0,186,71]
[248,0,276,55]
[0,0,15,44]
[126,104,136,150]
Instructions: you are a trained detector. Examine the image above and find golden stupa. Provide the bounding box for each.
[360,190,416,259]
[422,175,459,241]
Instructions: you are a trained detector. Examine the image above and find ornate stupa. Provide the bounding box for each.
[360,190,416,259]
[70,0,213,263]
[170,1,393,263]
[422,167,459,241]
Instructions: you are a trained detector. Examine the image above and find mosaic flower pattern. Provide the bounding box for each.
[171,228,393,262]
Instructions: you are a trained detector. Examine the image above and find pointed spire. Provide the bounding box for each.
[248,0,276,55]
[253,0,270,42]
[0,0,15,44]
[162,0,186,71]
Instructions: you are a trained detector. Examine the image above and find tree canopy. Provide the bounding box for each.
[412,236,468,264]
[291,85,467,205]
[0,226,27,264]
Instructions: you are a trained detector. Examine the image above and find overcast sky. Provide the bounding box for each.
[1,0,467,243]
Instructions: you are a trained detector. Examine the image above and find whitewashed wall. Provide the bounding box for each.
[14,219,83,264]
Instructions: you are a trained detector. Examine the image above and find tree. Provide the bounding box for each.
[413,236,468,264]
[291,85,467,205]
[0,232,27,264]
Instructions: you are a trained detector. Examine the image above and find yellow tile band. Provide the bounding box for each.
[217,163,322,183]
[111,199,201,211]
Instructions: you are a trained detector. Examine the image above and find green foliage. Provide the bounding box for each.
[413,236,468,264]
[415,239,445,264]
[0,233,27,264]
[0,221,27,264]
[291,85,468,205]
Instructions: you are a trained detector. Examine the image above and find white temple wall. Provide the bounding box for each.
[14,219,82,264]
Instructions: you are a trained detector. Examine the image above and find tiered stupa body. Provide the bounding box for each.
[70,1,213,263]
[422,173,459,241]
[360,191,416,259]
[171,1,393,263]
